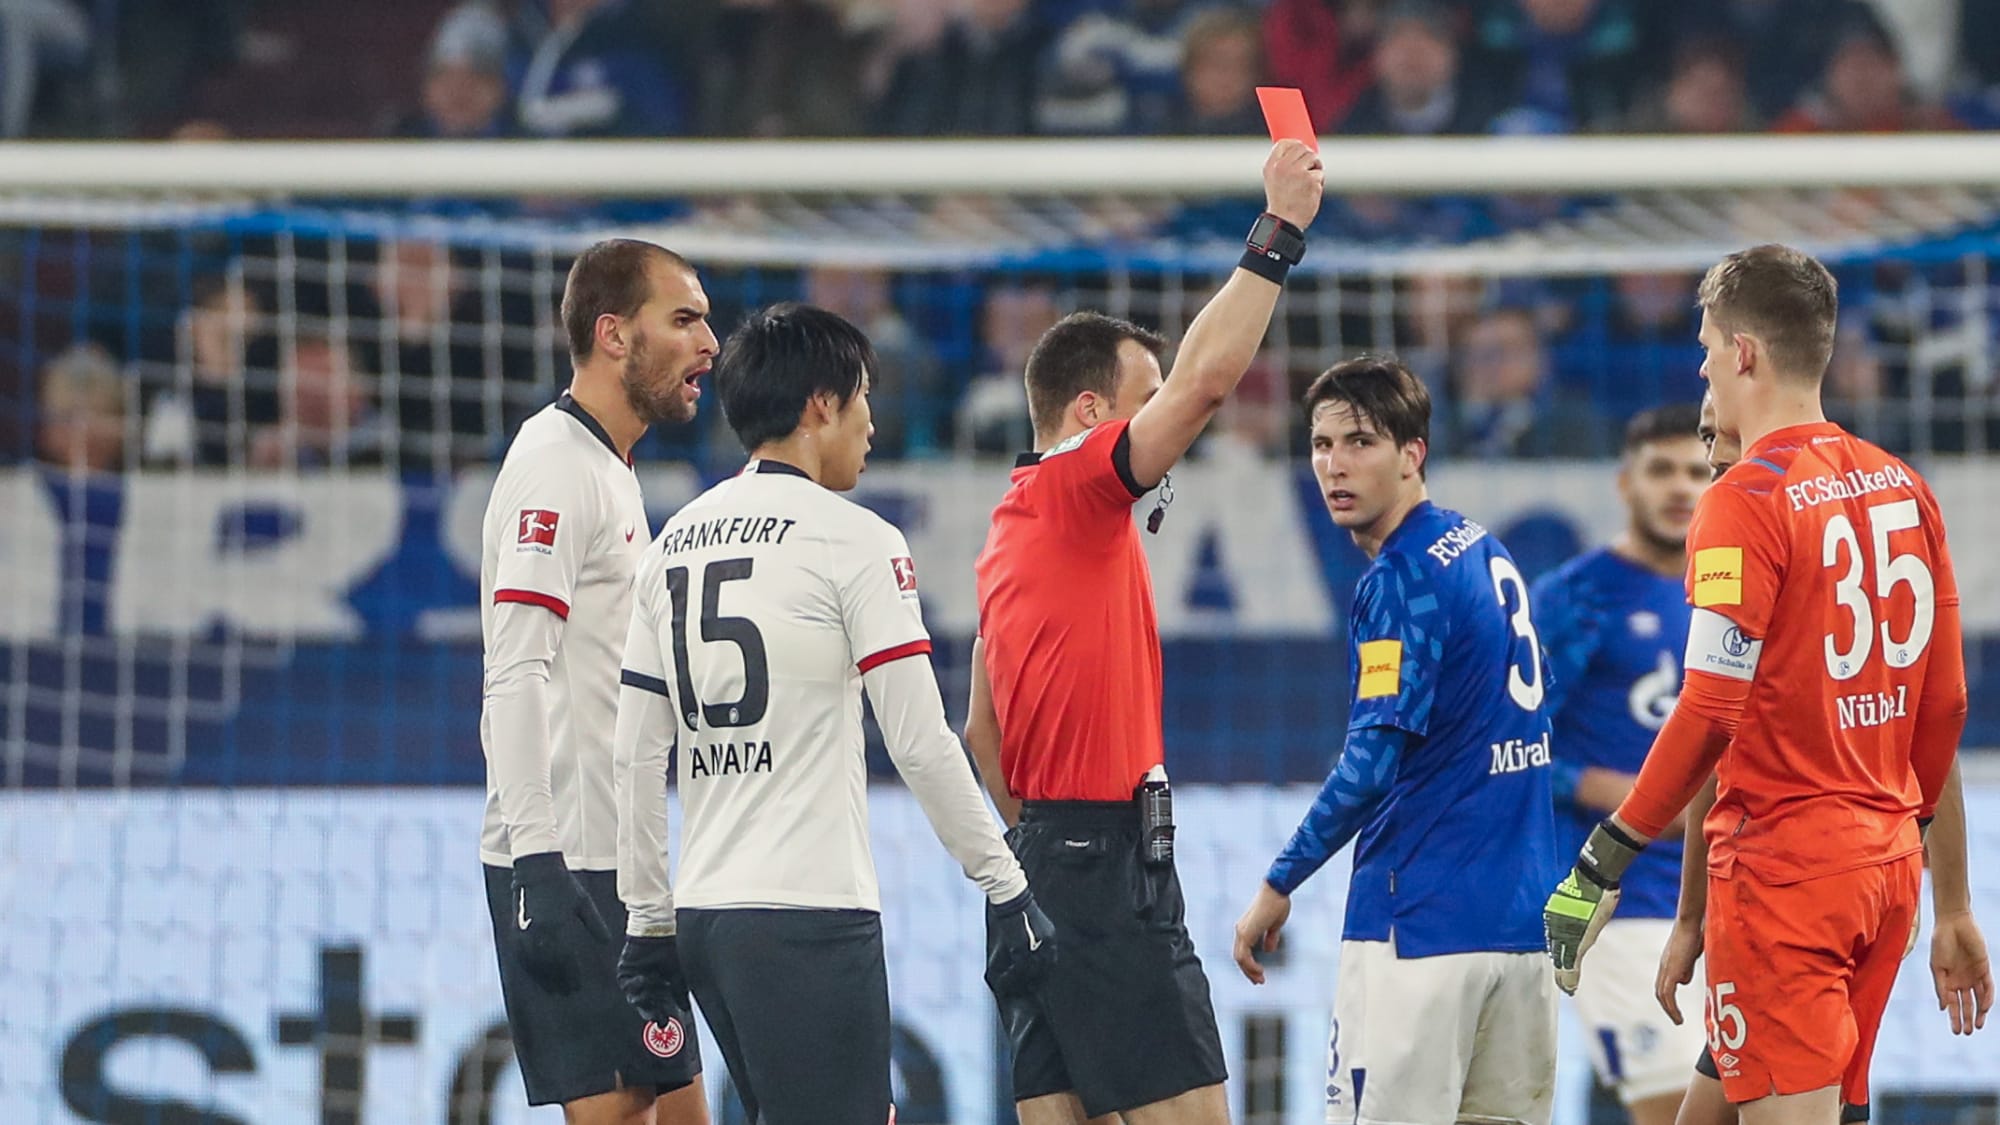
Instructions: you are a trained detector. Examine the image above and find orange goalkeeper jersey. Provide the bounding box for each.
[1675,421,1961,885]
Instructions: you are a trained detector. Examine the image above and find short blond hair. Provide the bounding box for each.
[39,342,125,417]
[1696,244,1838,381]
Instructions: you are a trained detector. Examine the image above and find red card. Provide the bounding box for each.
[1256,87,1318,151]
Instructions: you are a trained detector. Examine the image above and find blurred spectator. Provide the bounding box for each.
[697,0,870,137]
[1963,0,2000,88]
[36,342,128,473]
[354,239,546,467]
[1205,352,1290,460]
[1775,11,1962,133]
[803,265,942,455]
[956,282,1063,453]
[175,0,440,137]
[395,1,513,138]
[1823,315,1917,452]
[1040,0,1202,135]
[1609,271,1696,340]
[1438,306,1606,458]
[874,0,1048,135]
[1341,0,1499,136]
[1388,272,1485,390]
[1167,7,1265,135]
[34,340,127,639]
[0,0,91,136]
[168,118,233,141]
[142,274,280,467]
[1595,271,1706,416]
[251,335,386,469]
[1474,0,1653,133]
[1260,0,1383,131]
[1629,35,1752,132]
[1672,0,1874,123]
[110,0,241,136]
[514,0,685,137]
[849,0,952,105]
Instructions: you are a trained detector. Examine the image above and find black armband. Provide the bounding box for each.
[1240,212,1306,284]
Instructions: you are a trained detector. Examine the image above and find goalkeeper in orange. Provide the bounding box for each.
[1543,244,1990,1125]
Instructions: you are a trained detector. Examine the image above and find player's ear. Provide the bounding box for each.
[1074,391,1101,428]
[1402,437,1427,480]
[595,312,627,360]
[808,390,840,429]
[1731,332,1758,377]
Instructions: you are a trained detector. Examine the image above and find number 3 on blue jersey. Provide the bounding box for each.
[1489,556,1546,712]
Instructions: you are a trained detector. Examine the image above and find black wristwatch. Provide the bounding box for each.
[1241,212,1306,283]
[1246,212,1307,265]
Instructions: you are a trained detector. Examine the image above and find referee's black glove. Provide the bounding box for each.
[618,935,693,1027]
[510,852,611,995]
[985,889,1059,997]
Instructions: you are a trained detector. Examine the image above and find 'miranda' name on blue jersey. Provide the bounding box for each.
[1266,501,1559,957]
[1530,547,1690,920]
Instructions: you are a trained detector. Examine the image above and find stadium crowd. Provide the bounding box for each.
[9,0,1999,142]
[5,0,1999,475]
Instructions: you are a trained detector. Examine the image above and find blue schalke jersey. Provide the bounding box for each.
[1341,502,1559,956]
[1531,547,1690,919]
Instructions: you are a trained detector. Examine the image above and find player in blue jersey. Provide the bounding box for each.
[1531,404,1712,1125]
[1232,356,1561,1125]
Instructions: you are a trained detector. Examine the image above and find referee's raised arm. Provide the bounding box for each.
[1123,139,1324,489]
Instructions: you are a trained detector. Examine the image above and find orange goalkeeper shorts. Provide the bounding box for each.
[1702,852,1920,1107]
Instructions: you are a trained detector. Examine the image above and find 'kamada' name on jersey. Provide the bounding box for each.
[688,740,774,777]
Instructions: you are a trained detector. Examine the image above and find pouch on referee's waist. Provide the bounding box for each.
[1136,765,1174,867]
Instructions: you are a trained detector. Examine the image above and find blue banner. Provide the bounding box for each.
[5,457,1996,787]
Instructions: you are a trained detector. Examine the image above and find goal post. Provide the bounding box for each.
[4,134,2000,195]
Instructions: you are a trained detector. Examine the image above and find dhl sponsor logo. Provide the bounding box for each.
[1692,546,1743,607]
[1357,639,1402,699]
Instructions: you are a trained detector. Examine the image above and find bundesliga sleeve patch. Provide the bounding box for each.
[1691,546,1743,607]
[891,556,918,593]
[1356,640,1402,699]
[517,509,560,548]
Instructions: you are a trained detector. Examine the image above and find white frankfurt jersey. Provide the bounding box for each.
[614,460,1025,925]
[478,395,649,870]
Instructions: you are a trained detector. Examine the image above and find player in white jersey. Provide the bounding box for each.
[479,239,715,1125]
[613,303,1058,1125]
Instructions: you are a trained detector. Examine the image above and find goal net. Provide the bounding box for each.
[1,138,1996,1124]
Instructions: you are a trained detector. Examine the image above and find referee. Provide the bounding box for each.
[967,141,1322,1124]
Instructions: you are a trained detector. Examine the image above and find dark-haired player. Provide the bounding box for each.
[1234,356,1560,1125]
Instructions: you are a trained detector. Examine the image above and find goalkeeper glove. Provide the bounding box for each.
[510,852,611,995]
[985,889,1059,997]
[1544,820,1644,995]
[618,934,693,1026]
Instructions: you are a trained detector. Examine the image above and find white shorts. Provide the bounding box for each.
[1569,917,1708,1104]
[1326,939,1557,1125]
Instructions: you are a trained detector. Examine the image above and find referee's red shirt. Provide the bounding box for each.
[974,419,1164,802]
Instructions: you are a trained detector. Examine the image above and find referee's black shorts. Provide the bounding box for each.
[986,800,1227,1117]
[482,865,701,1106]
